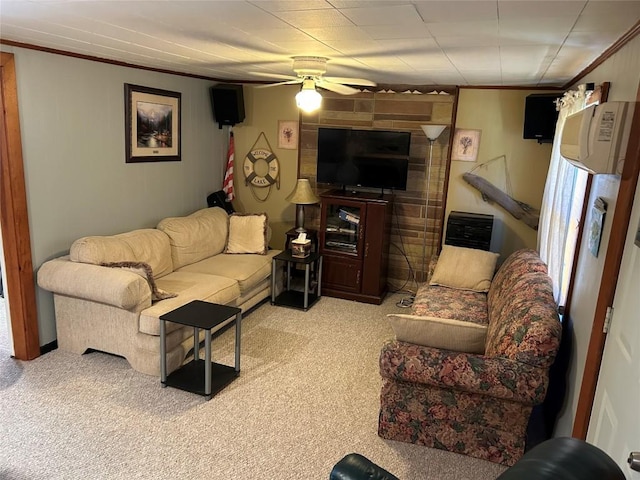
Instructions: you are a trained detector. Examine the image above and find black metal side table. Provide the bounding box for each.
[271,250,322,311]
[159,300,241,400]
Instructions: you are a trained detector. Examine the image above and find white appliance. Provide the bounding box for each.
[560,101,635,175]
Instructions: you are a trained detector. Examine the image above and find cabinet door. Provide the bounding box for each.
[361,201,391,297]
[322,254,362,293]
[320,198,366,258]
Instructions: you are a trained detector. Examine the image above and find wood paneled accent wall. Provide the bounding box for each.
[299,88,457,293]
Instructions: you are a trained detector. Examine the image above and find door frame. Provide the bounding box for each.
[0,52,40,360]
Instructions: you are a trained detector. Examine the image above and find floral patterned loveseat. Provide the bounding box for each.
[378,248,562,466]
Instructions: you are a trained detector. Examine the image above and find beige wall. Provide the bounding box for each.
[233,85,558,273]
[232,85,301,250]
[448,88,558,260]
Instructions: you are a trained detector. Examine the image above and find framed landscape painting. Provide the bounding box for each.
[125,84,181,163]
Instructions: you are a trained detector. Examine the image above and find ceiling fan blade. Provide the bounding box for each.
[317,81,361,95]
[248,71,298,81]
[323,76,377,87]
[254,79,303,88]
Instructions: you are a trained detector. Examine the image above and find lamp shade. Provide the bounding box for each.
[421,124,447,141]
[295,79,322,113]
[286,179,320,205]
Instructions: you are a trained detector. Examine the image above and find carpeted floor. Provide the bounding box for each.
[0,294,507,480]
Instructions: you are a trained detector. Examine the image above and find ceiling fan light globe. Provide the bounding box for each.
[295,88,322,113]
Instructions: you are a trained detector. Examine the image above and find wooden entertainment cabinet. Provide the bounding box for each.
[319,189,393,305]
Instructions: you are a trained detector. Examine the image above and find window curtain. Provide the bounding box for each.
[538,85,589,307]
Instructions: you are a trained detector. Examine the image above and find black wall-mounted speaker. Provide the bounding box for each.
[523,93,562,144]
[210,84,245,129]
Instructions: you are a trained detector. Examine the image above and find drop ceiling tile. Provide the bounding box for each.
[580,0,640,18]
[574,9,640,32]
[414,1,497,23]
[261,40,339,58]
[330,0,412,8]
[458,69,504,84]
[498,0,584,19]
[249,27,315,43]
[426,20,499,37]
[372,37,440,55]
[398,51,455,70]
[303,26,374,42]
[340,4,424,26]
[360,23,431,40]
[500,72,544,85]
[273,8,352,29]
[422,70,467,85]
[564,31,620,48]
[500,45,559,67]
[499,17,575,44]
[249,0,334,12]
[0,0,635,87]
[445,46,501,69]
[353,55,410,68]
[436,34,501,48]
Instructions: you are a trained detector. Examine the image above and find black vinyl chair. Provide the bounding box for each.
[330,437,626,480]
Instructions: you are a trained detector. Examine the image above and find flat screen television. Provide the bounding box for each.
[317,127,411,191]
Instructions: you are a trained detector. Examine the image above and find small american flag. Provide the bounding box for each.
[222,131,235,202]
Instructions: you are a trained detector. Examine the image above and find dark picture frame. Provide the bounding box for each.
[124,84,181,163]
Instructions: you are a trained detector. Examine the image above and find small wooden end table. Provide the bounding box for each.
[159,300,241,400]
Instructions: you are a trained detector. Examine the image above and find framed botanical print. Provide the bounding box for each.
[278,120,299,150]
[452,129,481,162]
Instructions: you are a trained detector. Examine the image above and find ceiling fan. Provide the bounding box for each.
[252,56,377,95]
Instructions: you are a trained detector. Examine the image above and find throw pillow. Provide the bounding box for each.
[101,261,177,302]
[225,213,268,254]
[429,245,499,292]
[387,314,487,354]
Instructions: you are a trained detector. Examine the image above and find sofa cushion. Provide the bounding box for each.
[429,245,499,292]
[139,271,240,335]
[413,284,489,326]
[488,248,548,308]
[225,213,268,254]
[177,249,281,294]
[70,229,174,278]
[387,314,487,353]
[485,272,561,368]
[157,207,229,270]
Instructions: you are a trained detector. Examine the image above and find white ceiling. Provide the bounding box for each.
[1,0,639,87]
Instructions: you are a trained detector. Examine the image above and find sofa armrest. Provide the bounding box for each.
[37,256,152,311]
[380,340,548,404]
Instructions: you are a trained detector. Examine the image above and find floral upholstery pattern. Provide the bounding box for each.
[413,286,488,326]
[378,249,561,466]
[378,376,530,466]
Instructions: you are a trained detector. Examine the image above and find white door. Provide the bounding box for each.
[587,177,640,479]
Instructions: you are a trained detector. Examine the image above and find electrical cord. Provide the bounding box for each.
[387,199,419,308]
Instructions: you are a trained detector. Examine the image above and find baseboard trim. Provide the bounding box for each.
[40,340,58,355]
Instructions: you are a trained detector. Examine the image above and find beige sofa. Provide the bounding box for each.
[37,207,282,376]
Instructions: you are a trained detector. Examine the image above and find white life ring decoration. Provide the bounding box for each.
[243,148,280,188]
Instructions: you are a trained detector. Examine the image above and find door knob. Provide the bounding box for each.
[628,452,640,472]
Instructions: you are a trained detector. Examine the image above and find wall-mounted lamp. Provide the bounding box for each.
[285,178,320,232]
[295,78,322,113]
[420,124,448,281]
